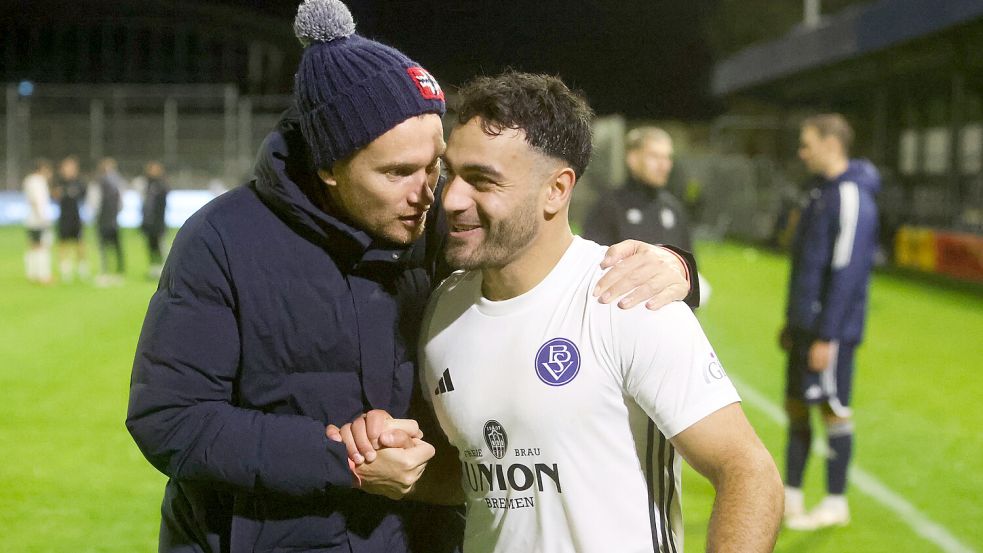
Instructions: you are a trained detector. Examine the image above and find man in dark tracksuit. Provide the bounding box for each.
[126,2,699,552]
[583,127,693,254]
[96,157,125,281]
[141,160,170,277]
[53,155,89,282]
[780,114,880,531]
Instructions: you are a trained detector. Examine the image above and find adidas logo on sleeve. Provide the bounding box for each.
[434,368,455,396]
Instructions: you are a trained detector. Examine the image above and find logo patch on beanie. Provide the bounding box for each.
[407,67,445,101]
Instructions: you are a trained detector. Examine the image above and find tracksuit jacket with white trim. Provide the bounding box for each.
[785,159,880,344]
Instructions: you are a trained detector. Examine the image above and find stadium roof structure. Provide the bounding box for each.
[712,0,983,99]
[1,0,300,93]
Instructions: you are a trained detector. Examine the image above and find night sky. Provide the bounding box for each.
[211,0,720,119]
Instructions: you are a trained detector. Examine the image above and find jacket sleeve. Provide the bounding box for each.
[676,202,694,254]
[125,218,354,496]
[785,188,832,327]
[659,244,701,309]
[815,181,867,341]
[581,195,620,246]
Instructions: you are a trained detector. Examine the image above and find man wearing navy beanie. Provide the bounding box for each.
[126,1,698,551]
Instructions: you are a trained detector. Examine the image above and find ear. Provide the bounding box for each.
[317,167,339,187]
[544,167,577,216]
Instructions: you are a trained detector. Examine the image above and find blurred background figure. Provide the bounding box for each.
[52,155,89,283]
[94,157,126,287]
[584,127,693,252]
[583,127,711,304]
[140,161,169,279]
[780,114,880,531]
[22,158,54,285]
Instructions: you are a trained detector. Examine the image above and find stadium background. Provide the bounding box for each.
[1,0,982,551]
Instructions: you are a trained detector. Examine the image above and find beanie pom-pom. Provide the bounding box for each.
[294,0,356,47]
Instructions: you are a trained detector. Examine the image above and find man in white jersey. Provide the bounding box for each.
[23,158,54,284]
[335,71,783,552]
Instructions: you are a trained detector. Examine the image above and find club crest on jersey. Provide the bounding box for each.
[483,420,508,459]
[407,67,445,100]
[535,338,581,386]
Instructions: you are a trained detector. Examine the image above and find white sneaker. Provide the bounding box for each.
[784,511,816,531]
[783,487,805,519]
[808,496,850,528]
[785,496,850,531]
[94,274,114,288]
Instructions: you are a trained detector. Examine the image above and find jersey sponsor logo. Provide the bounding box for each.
[535,338,581,386]
[704,351,727,383]
[433,368,455,396]
[626,207,643,224]
[483,496,535,510]
[406,67,445,100]
[463,460,563,494]
[484,420,508,459]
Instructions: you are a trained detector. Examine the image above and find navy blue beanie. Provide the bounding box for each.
[293,0,446,170]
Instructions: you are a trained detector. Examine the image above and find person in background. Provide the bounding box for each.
[52,155,89,283]
[23,158,54,285]
[781,113,880,530]
[140,160,169,279]
[95,157,126,286]
[584,127,713,305]
[584,127,692,253]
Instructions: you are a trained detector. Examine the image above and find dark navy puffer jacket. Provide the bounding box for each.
[126,113,459,553]
[785,159,880,344]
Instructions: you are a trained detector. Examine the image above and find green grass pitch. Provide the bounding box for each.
[0,226,980,551]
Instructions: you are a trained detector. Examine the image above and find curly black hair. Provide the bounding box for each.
[455,70,594,178]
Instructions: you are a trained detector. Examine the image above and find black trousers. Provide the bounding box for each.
[145,231,163,265]
[99,227,125,274]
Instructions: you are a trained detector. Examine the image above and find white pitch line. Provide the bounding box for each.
[730,374,977,553]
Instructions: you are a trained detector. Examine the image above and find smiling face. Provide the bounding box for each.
[319,114,445,245]
[441,117,560,270]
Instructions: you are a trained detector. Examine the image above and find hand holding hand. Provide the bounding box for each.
[352,438,435,500]
[326,410,433,499]
[327,409,422,463]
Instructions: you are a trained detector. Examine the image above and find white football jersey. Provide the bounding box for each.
[22,173,52,229]
[421,237,741,553]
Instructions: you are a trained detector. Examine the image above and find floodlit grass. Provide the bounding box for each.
[687,241,983,553]
[0,227,167,551]
[1,226,980,551]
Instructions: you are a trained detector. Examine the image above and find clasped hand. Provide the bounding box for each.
[326,410,432,500]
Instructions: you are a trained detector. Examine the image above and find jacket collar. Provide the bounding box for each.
[625,175,667,200]
[252,107,411,270]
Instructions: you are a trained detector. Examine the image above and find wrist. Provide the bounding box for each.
[659,246,690,286]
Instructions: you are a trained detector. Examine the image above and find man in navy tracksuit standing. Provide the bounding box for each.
[780,114,880,531]
[125,2,698,552]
